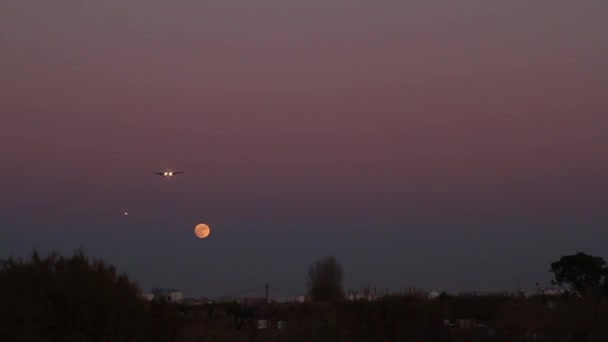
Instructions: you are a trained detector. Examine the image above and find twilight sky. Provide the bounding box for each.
[1,0,607,298]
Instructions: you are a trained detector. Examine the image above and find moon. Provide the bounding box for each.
[194,223,211,239]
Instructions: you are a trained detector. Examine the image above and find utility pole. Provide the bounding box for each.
[265,284,269,303]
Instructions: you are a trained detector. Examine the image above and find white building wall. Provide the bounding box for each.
[141,293,155,301]
[170,291,183,303]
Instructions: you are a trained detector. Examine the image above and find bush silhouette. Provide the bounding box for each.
[0,250,152,341]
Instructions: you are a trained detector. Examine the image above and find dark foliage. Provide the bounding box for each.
[550,252,608,295]
[175,294,608,342]
[307,256,344,302]
[178,294,449,342]
[3,249,608,341]
[0,250,153,341]
[502,294,608,341]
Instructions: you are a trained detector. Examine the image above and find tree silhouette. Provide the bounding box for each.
[550,252,607,296]
[0,250,153,341]
[307,256,344,302]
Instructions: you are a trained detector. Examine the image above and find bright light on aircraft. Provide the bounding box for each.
[154,170,184,178]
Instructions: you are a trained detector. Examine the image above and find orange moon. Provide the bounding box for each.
[194,223,211,239]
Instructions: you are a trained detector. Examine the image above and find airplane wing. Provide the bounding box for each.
[153,172,164,175]
[173,172,184,175]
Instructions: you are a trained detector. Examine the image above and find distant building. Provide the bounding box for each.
[213,296,237,303]
[346,293,377,301]
[256,319,287,330]
[457,291,512,297]
[534,287,564,296]
[519,285,566,298]
[257,320,268,330]
[151,288,183,303]
[141,293,155,301]
[275,295,305,303]
[183,297,213,305]
[456,319,476,330]
[240,297,266,306]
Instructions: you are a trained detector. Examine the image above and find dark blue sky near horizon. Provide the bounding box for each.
[1,0,607,297]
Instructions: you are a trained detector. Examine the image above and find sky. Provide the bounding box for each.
[1,0,607,298]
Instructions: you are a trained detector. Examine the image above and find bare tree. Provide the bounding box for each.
[307,256,344,302]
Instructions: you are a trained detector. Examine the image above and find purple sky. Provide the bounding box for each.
[1,0,607,297]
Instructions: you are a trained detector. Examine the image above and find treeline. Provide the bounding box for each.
[2,251,608,341]
[0,251,179,341]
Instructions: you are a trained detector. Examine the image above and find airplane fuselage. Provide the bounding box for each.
[154,171,183,178]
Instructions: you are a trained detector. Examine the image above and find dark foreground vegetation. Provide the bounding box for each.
[176,293,608,342]
[0,251,180,341]
[1,251,608,341]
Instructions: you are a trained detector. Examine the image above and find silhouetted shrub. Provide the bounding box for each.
[0,250,152,341]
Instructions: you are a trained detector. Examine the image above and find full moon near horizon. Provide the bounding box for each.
[194,223,211,239]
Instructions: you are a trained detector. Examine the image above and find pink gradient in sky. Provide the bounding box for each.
[1,0,607,296]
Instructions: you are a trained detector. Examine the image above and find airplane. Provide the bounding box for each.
[154,171,184,178]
